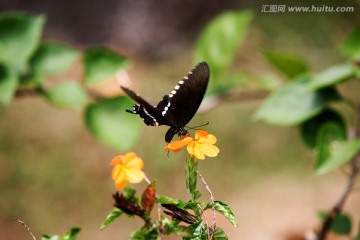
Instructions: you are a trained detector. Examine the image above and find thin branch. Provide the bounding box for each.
[196,170,216,237]
[317,105,360,240]
[13,218,36,240]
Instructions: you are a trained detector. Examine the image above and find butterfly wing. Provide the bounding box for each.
[120,86,173,126]
[156,62,210,127]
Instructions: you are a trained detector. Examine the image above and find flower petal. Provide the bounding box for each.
[114,171,127,190]
[125,156,144,169]
[194,144,205,160]
[206,134,217,145]
[186,141,195,155]
[126,169,145,183]
[200,144,219,157]
[111,155,124,166]
[195,130,208,139]
[165,136,193,152]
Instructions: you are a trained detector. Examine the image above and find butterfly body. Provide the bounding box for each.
[121,62,209,142]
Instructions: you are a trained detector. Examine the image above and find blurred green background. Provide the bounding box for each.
[1,0,360,239]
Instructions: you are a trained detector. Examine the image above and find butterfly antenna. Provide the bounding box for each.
[185,122,210,131]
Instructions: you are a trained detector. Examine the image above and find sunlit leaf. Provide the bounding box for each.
[300,109,345,149]
[213,201,238,227]
[308,64,354,90]
[158,195,181,205]
[63,227,81,240]
[100,208,124,230]
[254,76,339,125]
[263,51,309,79]
[0,12,44,71]
[43,81,88,109]
[84,96,141,151]
[29,42,78,80]
[83,47,129,85]
[340,25,360,59]
[194,11,252,82]
[213,227,228,240]
[0,63,18,106]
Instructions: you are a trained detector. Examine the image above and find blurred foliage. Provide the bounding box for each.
[1,5,360,240]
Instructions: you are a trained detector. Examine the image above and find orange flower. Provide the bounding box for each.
[111,152,145,190]
[187,130,219,160]
[165,130,219,160]
[165,134,192,152]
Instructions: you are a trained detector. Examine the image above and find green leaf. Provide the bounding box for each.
[0,12,45,71]
[213,201,238,227]
[194,10,252,81]
[213,227,228,240]
[100,208,124,230]
[29,42,78,81]
[316,137,360,175]
[41,227,80,240]
[308,64,354,90]
[43,81,88,109]
[254,76,339,125]
[185,155,198,199]
[340,25,360,59]
[84,96,141,151]
[158,195,181,205]
[315,122,346,174]
[263,51,309,79]
[130,228,158,240]
[83,47,129,85]
[332,214,352,235]
[0,63,18,106]
[300,109,345,149]
[63,228,81,240]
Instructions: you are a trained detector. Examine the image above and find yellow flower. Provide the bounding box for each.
[187,130,219,160]
[111,152,145,190]
[164,130,219,160]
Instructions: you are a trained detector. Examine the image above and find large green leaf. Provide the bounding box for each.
[308,64,354,90]
[29,42,78,79]
[194,11,252,82]
[84,96,141,151]
[0,63,18,106]
[340,25,360,59]
[254,76,339,125]
[263,51,309,79]
[300,109,345,149]
[43,81,89,109]
[83,47,129,85]
[0,12,44,71]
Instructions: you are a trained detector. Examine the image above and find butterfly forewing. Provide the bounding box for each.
[155,62,209,127]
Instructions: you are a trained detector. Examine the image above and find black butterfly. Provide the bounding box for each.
[121,62,209,143]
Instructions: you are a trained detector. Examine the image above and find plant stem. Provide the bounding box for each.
[317,105,360,240]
